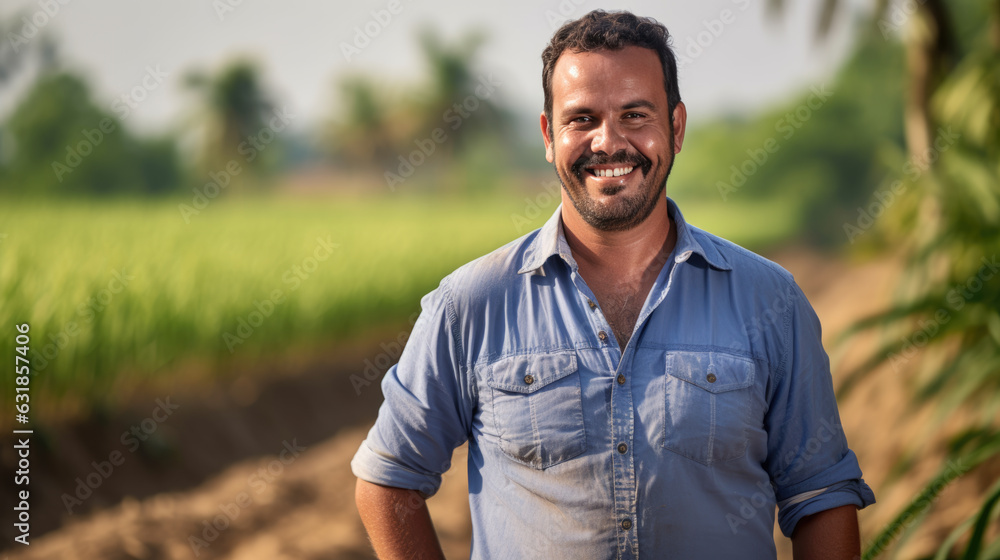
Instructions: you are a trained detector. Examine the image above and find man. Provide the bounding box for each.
[353,10,874,559]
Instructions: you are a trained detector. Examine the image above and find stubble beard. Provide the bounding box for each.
[554,138,676,233]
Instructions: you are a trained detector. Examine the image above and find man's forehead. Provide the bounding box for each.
[550,46,666,108]
[552,45,660,74]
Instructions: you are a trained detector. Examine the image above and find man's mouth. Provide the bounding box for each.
[586,166,635,178]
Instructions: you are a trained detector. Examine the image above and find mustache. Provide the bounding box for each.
[571,150,653,178]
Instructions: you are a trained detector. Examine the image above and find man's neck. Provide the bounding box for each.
[561,197,677,351]
[561,196,676,278]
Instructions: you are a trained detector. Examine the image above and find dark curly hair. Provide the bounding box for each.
[541,10,681,138]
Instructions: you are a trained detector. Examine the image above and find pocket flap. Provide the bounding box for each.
[485,352,578,394]
[666,351,754,393]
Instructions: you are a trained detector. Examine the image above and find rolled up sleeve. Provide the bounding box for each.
[764,281,876,537]
[351,279,474,498]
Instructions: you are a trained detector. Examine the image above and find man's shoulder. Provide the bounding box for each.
[687,223,796,289]
[434,228,540,305]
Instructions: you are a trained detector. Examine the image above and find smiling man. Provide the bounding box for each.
[353,10,874,559]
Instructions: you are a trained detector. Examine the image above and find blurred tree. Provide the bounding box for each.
[414,27,507,155]
[1,71,180,196]
[671,26,906,245]
[0,10,59,184]
[324,27,515,194]
[0,11,58,87]
[184,59,277,194]
[325,74,399,166]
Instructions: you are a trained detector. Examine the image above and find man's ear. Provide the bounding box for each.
[671,102,688,154]
[540,112,554,163]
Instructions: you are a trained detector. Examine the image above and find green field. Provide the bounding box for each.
[0,193,800,413]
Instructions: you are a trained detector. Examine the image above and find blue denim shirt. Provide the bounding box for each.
[353,198,875,559]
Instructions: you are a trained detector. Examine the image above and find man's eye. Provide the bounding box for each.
[624,112,645,119]
[572,116,592,123]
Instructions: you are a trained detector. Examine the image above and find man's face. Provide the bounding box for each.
[541,46,686,232]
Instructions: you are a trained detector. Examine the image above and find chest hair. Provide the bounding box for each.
[594,284,645,352]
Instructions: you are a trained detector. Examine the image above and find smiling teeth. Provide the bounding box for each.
[593,167,633,177]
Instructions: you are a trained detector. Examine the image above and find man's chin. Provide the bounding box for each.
[597,184,626,197]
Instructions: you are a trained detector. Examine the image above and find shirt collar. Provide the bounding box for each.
[517,197,732,276]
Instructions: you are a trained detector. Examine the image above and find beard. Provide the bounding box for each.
[554,139,675,232]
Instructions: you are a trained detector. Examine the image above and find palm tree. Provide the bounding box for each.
[774,1,1000,557]
[326,74,399,167]
[414,27,507,155]
[184,59,273,194]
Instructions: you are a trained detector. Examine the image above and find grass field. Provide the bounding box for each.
[0,192,801,413]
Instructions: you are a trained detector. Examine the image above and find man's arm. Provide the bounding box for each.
[355,478,446,560]
[791,505,860,560]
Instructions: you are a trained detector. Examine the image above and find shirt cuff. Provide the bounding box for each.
[777,479,876,538]
[351,439,444,498]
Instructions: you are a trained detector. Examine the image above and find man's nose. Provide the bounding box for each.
[590,118,628,155]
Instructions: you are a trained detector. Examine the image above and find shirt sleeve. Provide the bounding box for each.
[763,280,876,538]
[350,279,475,498]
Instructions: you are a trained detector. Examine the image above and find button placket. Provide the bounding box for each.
[611,346,638,558]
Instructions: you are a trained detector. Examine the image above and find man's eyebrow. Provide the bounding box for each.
[622,100,657,111]
[560,104,594,117]
[560,100,658,116]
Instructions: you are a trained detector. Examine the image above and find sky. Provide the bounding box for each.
[1,0,867,134]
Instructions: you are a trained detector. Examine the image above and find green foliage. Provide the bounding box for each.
[839,8,1000,557]
[184,59,280,188]
[325,27,513,189]
[670,26,906,246]
[1,72,181,196]
[0,194,797,416]
[0,196,539,413]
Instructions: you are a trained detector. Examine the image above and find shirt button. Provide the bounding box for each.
[617,443,628,454]
[524,374,534,385]
[598,330,608,342]
[587,299,597,309]
[706,373,717,383]
[621,518,632,530]
[616,374,626,385]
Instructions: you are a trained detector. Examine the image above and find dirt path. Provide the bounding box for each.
[1,247,990,559]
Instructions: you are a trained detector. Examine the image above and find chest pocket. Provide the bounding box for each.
[485,351,586,470]
[662,351,755,465]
